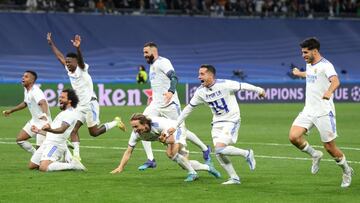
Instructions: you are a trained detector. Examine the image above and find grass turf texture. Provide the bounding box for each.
[0,103,359,203]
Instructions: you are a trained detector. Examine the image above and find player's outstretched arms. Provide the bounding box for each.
[2,102,27,117]
[71,35,85,70]
[111,146,134,174]
[42,122,69,134]
[258,88,266,99]
[47,32,66,66]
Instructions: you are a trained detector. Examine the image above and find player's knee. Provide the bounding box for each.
[28,162,38,170]
[215,147,225,155]
[288,131,300,144]
[39,165,48,172]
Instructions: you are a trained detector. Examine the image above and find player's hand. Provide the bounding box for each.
[42,123,51,131]
[2,110,11,117]
[47,32,53,45]
[39,113,48,121]
[71,35,81,48]
[110,167,123,174]
[258,89,266,99]
[322,90,332,100]
[31,125,40,134]
[163,91,173,104]
[158,133,167,144]
[167,127,176,135]
[292,67,301,76]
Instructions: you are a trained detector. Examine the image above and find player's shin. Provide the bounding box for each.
[172,153,196,174]
[17,140,36,154]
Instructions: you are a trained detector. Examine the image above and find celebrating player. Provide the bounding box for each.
[29,89,86,172]
[47,33,126,160]
[289,37,353,187]
[111,113,221,182]
[3,70,51,154]
[137,42,211,170]
[176,64,266,184]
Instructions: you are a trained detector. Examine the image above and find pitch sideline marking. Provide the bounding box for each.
[0,137,359,151]
[1,141,359,164]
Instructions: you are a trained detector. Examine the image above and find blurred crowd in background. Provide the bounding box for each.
[0,0,359,18]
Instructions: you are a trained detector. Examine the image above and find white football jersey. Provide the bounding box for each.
[24,85,51,125]
[149,56,180,107]
[128,117,177,147]
[43,107,77,146]
[303,58,337,116]
[66,63,96,106]
[189,79,242,123]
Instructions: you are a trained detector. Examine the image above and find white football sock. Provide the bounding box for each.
[72,142,80,157]
[47,162,74,171]
[141,140,154,160]
[216,153,239,179]
[172,153,196,174]
[189,160,210,171]
[302,142,317,157]
[336,155,351,173]
[220,146,248,157]
[186,130,208,151]
[17,140,36,154]
[104,120,117,131]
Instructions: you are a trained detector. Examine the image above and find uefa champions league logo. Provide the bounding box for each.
[351,86,360,102]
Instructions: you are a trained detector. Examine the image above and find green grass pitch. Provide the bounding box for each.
[0,103,359,203]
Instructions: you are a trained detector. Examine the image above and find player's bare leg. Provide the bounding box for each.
[16,130,36,154]
[289,125,323,174]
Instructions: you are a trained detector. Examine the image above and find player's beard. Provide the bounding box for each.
[59,101,67,110]
[145,54,155,64]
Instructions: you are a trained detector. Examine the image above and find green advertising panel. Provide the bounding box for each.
[0,83,187,107]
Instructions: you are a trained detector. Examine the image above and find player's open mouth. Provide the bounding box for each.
[200,80,204,84]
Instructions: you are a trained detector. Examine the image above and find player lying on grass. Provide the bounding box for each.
[111,113,221,182]
[28,89,86,172]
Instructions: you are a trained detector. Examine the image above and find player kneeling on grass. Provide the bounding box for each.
[111,113,221,182]
[28,89,86,172]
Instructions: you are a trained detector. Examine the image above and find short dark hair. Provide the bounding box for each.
[130,113,152,126]
[139,65,146,71]
[300,37,320,51]
[144,42,157,48]
[62,88,79,108]
[200,64,216,76]
[66,52,78,59]
[25,70,38,81]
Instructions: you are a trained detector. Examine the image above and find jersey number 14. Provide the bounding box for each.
[208,98,229,115]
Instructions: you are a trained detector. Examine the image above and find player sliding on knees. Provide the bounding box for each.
[111,113,221,182]
[28,89,86,172]
[47,33,126,160]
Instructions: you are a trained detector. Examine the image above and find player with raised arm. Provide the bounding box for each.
[29,89,86,172]
[47,33,125,160]
[110,113,221,182]
[175,64,266,185]
[3,70,51,154]
[289,37,353,188]
[137,42,211,170]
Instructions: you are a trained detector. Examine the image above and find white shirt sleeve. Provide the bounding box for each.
[176,104,195,128]
[159,58,174,75]
[62,111,76,126]
[226,80,241,92]
[240,82,264,93]
[189,89,204,106]
[32,87,46,104]
[324,63,337,79]
[128,131,140,147]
